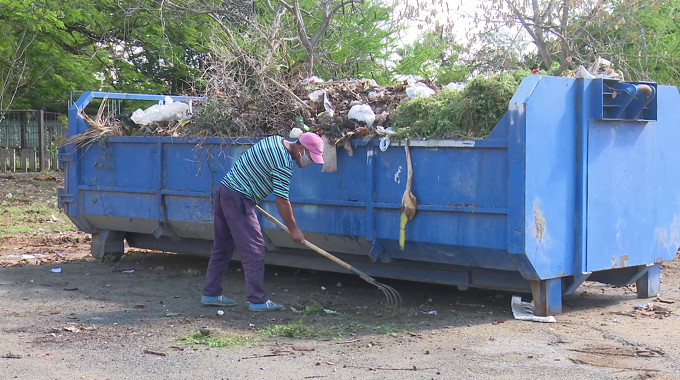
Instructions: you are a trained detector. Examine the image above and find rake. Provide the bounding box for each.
[255,205,402,316]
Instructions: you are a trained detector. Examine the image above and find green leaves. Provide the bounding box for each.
[393,32,469,84]
[393,73,521,139]
[0,0,212,110]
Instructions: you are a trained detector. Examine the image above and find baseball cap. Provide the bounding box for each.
[298,132,324,165]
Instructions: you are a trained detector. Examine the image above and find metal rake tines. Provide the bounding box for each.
[371,280,402,316]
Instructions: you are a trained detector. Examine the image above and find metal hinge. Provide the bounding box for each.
[57,187,74,209]
[368,241,391,263]
[58,147,75,168]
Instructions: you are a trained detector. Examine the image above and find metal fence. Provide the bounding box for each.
[0,110,66,172]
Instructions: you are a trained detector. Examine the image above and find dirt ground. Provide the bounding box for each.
[1,173,680,380]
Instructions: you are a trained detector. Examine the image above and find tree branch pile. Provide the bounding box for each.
[65,70,522,148]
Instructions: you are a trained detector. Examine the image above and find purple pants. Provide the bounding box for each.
[203,184,268,304]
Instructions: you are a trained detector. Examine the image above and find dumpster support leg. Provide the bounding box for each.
[530,278,562,316]
[636,263,661,299]
[91,230,126,260]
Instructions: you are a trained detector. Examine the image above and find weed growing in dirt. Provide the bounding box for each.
[375,325,407,338]
[260,320,337,339]
[292,301,325,315]
[182,268,201,277]
[0,174,75,236]
[102,254,116,265]
[348,321,365,329]
[178,330,257,348]
[0,202,75,235]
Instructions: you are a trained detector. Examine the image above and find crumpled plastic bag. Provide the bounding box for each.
[406,82,435,99]
[511,295,556,323]
[130,96,191,126]
[574,57,624,80]
[308,90,325,102]
[360,78,378,87]
[575,65,596,79]
[446,82,466,91]
[376,127,396,151]
[367,91,382,101]
[289,127,303,139]
[348,104,375,128]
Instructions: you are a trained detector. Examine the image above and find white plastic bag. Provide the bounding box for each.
[323,92,335,117]
[347,104,375,128]
[367,91,383,101]
[446,82,466,91]
[575,65,596,79]
[406,82,435,99]
[360,78,378,87]
[308,90,325,102]
[289,127,303,139]
[130,96,190,126]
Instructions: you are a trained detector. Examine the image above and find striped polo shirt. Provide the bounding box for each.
[221,136,294,204]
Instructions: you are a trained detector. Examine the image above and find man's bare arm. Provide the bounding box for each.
[276,196,305,243]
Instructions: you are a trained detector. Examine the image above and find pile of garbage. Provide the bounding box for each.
[67,73,522,150]
[186,76,460,144]
[66,57,632,149]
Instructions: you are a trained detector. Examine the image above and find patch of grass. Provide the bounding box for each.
[393,72,526,139]
[0,202,75,236]
[348,321,365,329]
[260,320,337,339]
[292,301,325,315]
[178,330,257,348]
[182,268,201,277]
[102,254,116,265]
[375,324,407,338]
[0,175,75,237]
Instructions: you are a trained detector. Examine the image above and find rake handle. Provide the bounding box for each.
[254,205,373,281]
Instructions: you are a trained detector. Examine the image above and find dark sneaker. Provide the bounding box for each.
[201,295,237,307]
[249,300,284,312]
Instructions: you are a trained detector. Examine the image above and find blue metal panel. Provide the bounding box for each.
[522,77,578,279]
[285,145,369,203]
[164,195,212,224]
[79,142,159,189]
[506,77,537,255]
[163,143,240,192]
[572,78,593,292]
[374,209,506,249]
[652,86,680,262]
[81,191,155,219]
[373,143,508,208]
[586,117,655,271]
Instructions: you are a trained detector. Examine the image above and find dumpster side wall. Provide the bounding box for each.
[653,85,680,263]
[523,77,578,279]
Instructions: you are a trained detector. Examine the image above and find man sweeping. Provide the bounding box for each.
[201,132,324,311]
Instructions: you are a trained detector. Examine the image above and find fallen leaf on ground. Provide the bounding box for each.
[143,349,167,357]
[292,346,314,352]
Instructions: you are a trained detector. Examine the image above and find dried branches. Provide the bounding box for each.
[61,95,123,150]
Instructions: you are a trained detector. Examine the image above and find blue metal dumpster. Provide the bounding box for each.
[58,76,680,316]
